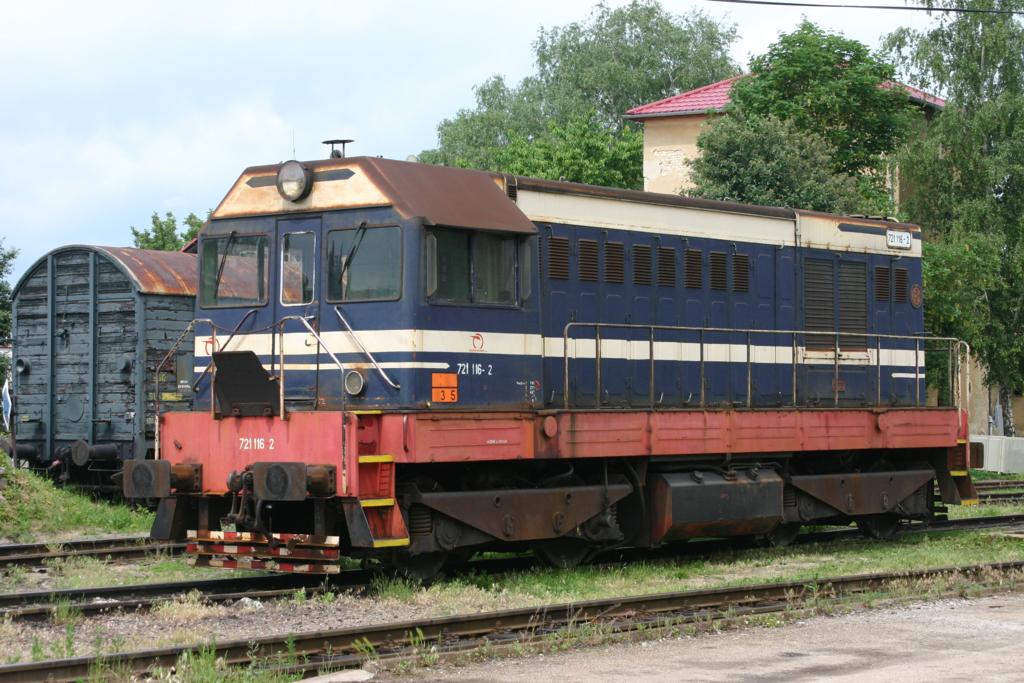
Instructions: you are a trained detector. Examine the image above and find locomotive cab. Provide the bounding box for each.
[128,155,977,578]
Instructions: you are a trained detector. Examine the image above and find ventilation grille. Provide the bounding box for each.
[633,245,652,285]
[732,253,750,293]
[657,247,676,287]
[685,249,702,289]
[710,252,727,291]
[839,261,867,349]
[547,236,569,280]
[605,242,624,284]
[894,268,908,303]
[579,239,599,282]
[804,258,834,350]
[875,266,891,301]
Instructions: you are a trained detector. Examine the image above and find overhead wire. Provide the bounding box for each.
[704,0,1024,15]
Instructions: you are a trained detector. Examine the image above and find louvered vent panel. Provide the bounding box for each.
[894,268,908,303]
[604,242,624,283]
[804,259,834,350]
[579,239,599,282]
[633,245,653,285]
[710,252,727,291]
[547,236,569,280]
[874,266,891,301]
[657,247,676,287]
[684,249,702,289]
[732,253,750,293]
[839,261,867,350]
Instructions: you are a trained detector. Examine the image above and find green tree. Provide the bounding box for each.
[495,111,643,189]
[421,1,737,178]
[0,237,18,389]
[688,114,862,212]
[729,21,913,179]
[130,211,205,251]
[884,0,1024,433]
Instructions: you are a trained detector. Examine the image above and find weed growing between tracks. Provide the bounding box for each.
[0,453,152,542]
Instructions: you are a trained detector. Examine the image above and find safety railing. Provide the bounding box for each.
[190,308,258,392]
[277,314,350,492]
[333,306,400,390]
[154,318,216,461]
[561,322,969,412]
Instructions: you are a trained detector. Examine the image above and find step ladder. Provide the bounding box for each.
[353,412,409,549]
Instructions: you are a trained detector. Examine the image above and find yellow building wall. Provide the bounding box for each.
[640,114,716,194]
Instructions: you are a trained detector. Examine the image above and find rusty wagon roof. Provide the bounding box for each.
[13,245,197,298]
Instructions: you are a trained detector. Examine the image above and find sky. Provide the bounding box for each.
[0,0,938,282]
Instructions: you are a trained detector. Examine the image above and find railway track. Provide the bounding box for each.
[0,536,183,570]
[3,557,1022,682]
[0,514,1021,623]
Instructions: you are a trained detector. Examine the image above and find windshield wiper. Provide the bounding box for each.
[336,221,368,298]
[212,230,238,300]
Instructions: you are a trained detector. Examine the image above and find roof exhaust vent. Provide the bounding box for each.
[323,139,354,159]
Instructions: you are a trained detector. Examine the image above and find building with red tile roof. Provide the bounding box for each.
[625,76,944,194]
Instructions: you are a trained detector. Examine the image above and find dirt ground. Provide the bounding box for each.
[420,592,1024,682]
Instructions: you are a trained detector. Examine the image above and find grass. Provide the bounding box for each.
[0,453,153,542]
[969,468,1024,481]
[368,526,1024,615]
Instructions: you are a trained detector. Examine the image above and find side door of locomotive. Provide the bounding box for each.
[275,217,322,406]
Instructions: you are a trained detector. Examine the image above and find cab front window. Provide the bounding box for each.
[200,234,269,307]
[326,225,402,302]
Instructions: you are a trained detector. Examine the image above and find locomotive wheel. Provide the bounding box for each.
[856,513,902,540]
[533,538,593,569]
[388,551,447,585]
[758,522,801,548]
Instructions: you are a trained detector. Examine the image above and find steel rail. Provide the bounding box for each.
[0,538,183,570]
[4,558,1023,682]
[1,514,1021,624]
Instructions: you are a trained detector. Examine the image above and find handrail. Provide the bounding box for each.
[277,314,349,493]
[154,318,215,462]
[333,306,400,390]
[561,321,967,413]
[190,308,258,392]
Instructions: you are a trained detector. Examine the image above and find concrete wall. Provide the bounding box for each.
[973,435,1024,473]
[640,114,715,194]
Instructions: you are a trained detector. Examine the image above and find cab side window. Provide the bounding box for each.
[426,229,518,305]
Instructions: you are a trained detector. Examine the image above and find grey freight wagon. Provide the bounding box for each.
[10,246,197,492]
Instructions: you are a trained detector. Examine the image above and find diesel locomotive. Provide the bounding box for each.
[124,155,978,577]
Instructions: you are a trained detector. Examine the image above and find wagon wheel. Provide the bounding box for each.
[856,514,902,540]
[533,538,594,569]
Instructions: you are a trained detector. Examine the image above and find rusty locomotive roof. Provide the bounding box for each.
[211,156,537,234]
[13,245,197,298]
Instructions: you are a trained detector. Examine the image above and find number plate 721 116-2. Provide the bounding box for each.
[886,229,912,250]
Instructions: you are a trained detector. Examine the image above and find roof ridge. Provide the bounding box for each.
[625,75,743,115]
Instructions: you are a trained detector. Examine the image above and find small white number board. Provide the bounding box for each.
[886,229,912,250]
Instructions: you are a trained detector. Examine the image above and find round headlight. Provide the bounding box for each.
[15,358,29,375]
[276,160,313,202]
[344,369,366,396]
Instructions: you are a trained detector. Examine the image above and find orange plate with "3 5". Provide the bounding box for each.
[431,373,458,403]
